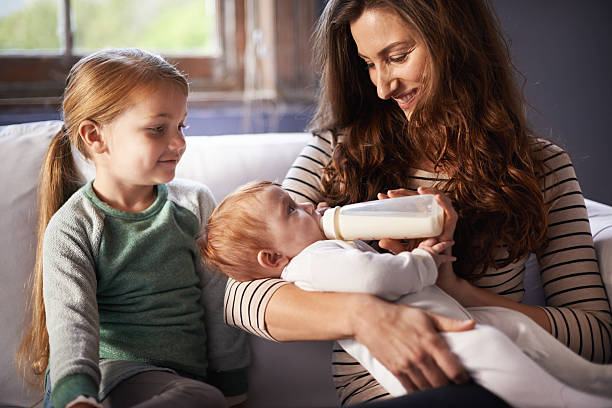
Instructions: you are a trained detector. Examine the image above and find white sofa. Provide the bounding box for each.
[1,120,611,408]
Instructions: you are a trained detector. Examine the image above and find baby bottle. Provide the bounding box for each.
[320,194,444,241]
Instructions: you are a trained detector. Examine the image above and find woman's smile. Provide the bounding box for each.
[393,88,419,111]
[350,8,428,119]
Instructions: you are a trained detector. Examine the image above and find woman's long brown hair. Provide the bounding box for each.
[16,48,188,388]
[312,0,548,279]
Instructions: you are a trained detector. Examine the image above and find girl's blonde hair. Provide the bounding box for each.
[202,181,280,282]
[17,48,188,387]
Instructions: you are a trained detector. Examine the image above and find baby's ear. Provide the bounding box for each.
[257,249,289,270]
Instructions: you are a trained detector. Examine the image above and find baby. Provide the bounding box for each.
[203,181,612,408]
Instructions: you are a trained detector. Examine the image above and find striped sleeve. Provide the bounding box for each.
[223,131,335,339]
[223,277,291,340]
[535,140,612,363]
[282,130,335,204]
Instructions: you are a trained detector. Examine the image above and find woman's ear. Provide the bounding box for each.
[78,120,106,154]
[257,249,289,271]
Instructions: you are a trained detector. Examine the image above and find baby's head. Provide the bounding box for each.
[202,181,325,281]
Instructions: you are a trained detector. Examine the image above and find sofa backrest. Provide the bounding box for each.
[2,120,611,407]
[0,120,313,407]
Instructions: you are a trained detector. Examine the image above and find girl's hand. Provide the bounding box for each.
[352,296,474,391]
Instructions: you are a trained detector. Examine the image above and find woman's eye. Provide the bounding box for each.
[390,54,407,63]
[179,123,189,131]
[288,205,295,214]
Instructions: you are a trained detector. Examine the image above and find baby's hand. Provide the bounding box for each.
[417,238,456,268]
[316,201,330,215]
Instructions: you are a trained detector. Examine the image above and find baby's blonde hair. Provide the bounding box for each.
[202,181,281,281]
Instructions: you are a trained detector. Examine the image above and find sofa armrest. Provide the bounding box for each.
[585,198,612,304]
[523,199,612,309]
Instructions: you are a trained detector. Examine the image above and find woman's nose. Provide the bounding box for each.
[375,66,398,100]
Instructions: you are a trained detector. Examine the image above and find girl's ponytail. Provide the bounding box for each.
[17,126,80,387]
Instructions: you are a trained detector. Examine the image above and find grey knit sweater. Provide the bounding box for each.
[43,179,249,407]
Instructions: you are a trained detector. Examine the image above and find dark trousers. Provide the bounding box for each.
[354,382,511,408]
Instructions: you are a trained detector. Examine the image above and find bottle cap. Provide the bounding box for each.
[320,206,341,239]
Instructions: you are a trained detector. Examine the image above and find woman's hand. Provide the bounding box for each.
[351,296,474,392]
[378,187,457,254]
[377,189,419,253]
[417,187,457,243]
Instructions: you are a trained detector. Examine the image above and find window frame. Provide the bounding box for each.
[0,0,245,103]
[0,0,320,112]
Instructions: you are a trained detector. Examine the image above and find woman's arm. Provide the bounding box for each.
[223,277,474,390]
[379,187,554,329]
[438,142,611,362]
[435,265,552,329]
[535,143,611,362]
[266,284,474,390]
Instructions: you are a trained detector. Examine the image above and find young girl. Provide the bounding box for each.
[204,181,612,408]
[17,48,248,408]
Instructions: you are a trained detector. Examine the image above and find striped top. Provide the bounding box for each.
[224,130,612,405]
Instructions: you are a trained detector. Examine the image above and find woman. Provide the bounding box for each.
[225,0,612,405]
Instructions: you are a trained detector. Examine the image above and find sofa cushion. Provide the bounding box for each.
[0,120,63,406]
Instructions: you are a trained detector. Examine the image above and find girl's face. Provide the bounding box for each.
[99,83,187,188]
[350,7,428,119]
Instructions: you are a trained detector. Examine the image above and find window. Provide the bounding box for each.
[0,0,243,101]
[0,0,319,113]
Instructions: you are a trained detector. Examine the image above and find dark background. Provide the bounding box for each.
[492,0,612,205]
[3,0,611,204]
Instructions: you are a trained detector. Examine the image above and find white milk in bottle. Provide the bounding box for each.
[320,194,444,241]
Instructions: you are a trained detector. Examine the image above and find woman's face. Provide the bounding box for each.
[350,7,428,119]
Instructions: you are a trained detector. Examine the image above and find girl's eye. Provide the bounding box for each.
[179,124,189,131]
[288,205,295,214]
[149,125,165,133]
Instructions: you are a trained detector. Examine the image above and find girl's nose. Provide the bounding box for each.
[170,128,186,154]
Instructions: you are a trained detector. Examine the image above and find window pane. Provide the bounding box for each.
[0,0,61,52]
[72,0,218,56]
